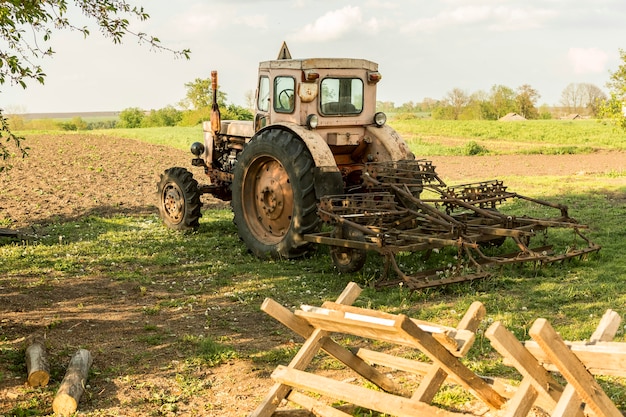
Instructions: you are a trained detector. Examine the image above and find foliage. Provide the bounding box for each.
[0,111,28,173]
[59,116,88,131]
[142,106,182,127]
[0,0,190,171]
[598,48,626,131]
[179,78,227,110]
[561,83,607,116]
[118,107,145,128]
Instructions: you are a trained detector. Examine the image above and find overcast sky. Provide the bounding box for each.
[2,0,625,113]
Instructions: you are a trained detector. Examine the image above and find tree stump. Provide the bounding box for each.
[25,333,50,387]
[52,349,93,416]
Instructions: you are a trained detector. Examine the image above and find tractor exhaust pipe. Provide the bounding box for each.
[211,70,221,134]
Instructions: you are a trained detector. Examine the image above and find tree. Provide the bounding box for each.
[143,106,182,127]
[489,85,517,119]
[0,1,190,171]
[443,88,470,120]
[179,78,227,110]
[516,84,540,119]
[119,107,145,128]
[599,49,626,130]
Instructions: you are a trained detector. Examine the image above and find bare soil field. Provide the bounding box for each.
[0,134,624,416]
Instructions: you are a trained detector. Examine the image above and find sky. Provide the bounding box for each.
[2,0,626,114]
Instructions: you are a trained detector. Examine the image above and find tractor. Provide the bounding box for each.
[157,43,599,288]
[158,43,413,257]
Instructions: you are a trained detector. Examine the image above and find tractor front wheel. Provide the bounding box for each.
[157,167,202,231]
[231,129,319,258]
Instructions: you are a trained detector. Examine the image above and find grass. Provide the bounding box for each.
[389,118,626,155]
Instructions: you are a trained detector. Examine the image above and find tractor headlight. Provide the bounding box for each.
[306,114,318,130]
[190,141,205,156]
[374,112,387,127]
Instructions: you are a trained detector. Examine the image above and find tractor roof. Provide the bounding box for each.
[260,43,378,72]
[259,58,378,72]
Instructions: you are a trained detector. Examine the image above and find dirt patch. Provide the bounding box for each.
[1,134,625,416]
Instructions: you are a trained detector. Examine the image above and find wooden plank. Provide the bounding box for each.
[590,309,621,343]
[295,308,467,355]
[273,404,356,417]
[529,318,623,417]
[456,301,486,333]
[503,379,537,417]
[520,340,626,377]
[262,298,405,395]
[271,365,464,417]
[286,391,353,417]
[354,347,433,375]
[552,384,584,417]
[396,315,506,410]
[411,302,485,403]
[455,301,485,356]
[249,282,362,417]
[485,321,563,410]
[319,302,469,354]
[411,366,447,403]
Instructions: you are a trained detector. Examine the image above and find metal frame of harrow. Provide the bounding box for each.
[304,160,601,289]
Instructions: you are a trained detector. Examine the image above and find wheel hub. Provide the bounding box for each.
[259,179,285,220]
[243,157,293,242]
[163,186,183,223]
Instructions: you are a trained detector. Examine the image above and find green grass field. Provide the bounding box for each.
[3,119,626,413]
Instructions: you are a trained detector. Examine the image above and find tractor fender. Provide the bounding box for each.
[254,122,344,198]
[364,124,415,161]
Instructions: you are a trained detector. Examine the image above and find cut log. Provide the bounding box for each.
[25,333,50,387]
[52,349,93,416]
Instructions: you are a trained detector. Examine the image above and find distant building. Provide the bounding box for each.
[499,112,526,121]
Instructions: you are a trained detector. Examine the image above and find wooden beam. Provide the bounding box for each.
[411,302,485,403]
[502,379,537,417]
[271,365,465,417]
[485,321,563,409]
[286,391,353,417]
[552,384,584,417]
[520,340,626,377]
[249,282,362,417]
[397,315,506,410]
[590,309,621,343]
[529,318,623,417]
[262,298,405,396]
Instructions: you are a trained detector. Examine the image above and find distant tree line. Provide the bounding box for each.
[377,82,609,121]
[117,78,253,129]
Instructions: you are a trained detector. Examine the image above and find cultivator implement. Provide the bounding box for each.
[304,159,601,289]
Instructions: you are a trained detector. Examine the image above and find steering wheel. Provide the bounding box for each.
[278,89,295,110]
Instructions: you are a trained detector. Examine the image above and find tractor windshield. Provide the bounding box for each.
[320,78,363,116]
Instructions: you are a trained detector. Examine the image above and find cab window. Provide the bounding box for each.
[320,78,363,115]
[257,76,270,112]
[274,76,295,113]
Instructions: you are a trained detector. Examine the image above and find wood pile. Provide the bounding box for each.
[251,282,625,417]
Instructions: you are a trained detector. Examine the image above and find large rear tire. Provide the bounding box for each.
[157,167,202,231]
[231,129,319,258]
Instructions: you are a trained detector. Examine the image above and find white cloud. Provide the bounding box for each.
[567,47,609,75]
[403,5,555,33]
[291,6,365,42]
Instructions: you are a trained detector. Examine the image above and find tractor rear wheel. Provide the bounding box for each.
[232,129,319,258]
[157,167,202,231]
